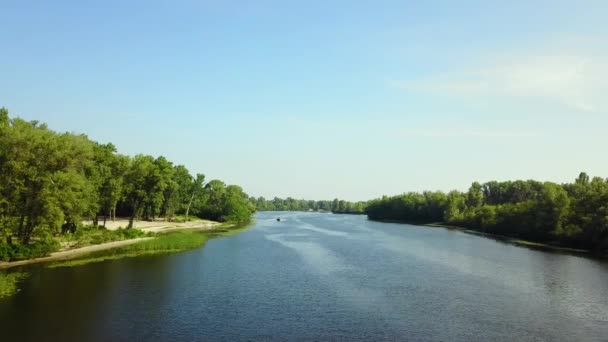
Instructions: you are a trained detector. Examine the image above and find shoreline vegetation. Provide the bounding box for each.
[0,107,255,298]
[46,223,248,269]
[0,236,154,270]
[254,173,608,256]
[365,173,608,255]
[0,222,249,298]
[0,108,255,263]
[252,197,366,214]
[0,218,221,269]
[409,221,588,254]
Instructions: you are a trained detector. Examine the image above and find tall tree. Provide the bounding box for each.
[185,173,205,221]
[123,155,155,228]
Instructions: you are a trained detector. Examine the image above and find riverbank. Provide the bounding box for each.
[0,237,154,269]
[423,222,590,254]
[0,219,223,269]
[82,218,221,232]
[44,223,249,268]
[367,218,592,255]
[0,222,250,298]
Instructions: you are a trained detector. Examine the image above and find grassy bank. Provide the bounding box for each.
[57,225,151,249]
[0,224,249,299]
[48,223,249,268]
[1,226,151,262]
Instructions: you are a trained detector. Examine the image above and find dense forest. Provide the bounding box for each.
[252,196,366,214]
[365,174,608,252]
[0,108,255,259]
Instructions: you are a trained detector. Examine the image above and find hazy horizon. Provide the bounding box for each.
[1,1,607,201]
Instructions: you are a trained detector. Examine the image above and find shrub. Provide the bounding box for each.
[0,243,12,262]
[0,238,60,261]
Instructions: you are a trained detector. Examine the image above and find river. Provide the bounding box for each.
[1,211,608,341]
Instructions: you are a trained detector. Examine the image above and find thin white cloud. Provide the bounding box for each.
[396,46,608,112]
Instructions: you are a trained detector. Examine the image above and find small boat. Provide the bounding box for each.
[276,218,281,221]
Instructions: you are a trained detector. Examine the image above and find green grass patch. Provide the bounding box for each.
[48,223,252,269]
[122,230,209,252]
[170,214,203,223]
[0,226,150,262]
[0,272,27,299]
[49,230,208,268]
[58,226,151,248]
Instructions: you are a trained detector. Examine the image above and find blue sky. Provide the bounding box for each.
[1,1,607,200]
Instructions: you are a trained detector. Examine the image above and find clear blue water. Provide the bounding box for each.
[1,211,608,341]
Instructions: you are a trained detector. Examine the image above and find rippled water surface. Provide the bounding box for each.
[1,212,608,341]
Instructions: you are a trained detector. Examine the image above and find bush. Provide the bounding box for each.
[0,238,60,261]
[0,243,12,262]
[170,214,202,223]
[70,226,148,248]
[114,228,147,239]
[0,227,153,262]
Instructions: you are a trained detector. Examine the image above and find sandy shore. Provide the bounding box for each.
[0,219,222,270]
[83,218,221,232]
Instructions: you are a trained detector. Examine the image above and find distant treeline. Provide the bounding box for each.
[365,173,608,251]
[252,197,366,214]
[0,108,254,255]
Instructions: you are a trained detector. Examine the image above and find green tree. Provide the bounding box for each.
[0,107,8,127]
[184,173,205,221]
[444,190,466,223]
[93,143,129,227]
[123,155,155,228]
[466,182,484,208]
[0,118,96,242]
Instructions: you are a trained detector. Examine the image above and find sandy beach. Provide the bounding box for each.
[0,219,221,269]
[83,218,221,232]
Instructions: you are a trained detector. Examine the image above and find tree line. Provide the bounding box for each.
[0,108,254,252]
[365,173,608,251]
[251,196,366,214]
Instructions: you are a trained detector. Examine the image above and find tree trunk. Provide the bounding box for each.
[185,193,195,222]
[17,215,25,239]
[21,220,35,244]
[93,215,98,227]
[162,200,169,222]
[111,202,117,221]
[128,202,135,228]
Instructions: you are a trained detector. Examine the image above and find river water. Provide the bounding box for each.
[1,211,608,341]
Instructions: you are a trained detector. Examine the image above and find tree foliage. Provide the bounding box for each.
[252,196,366,214]
[365,173,608,251]
[0,108,254,260]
